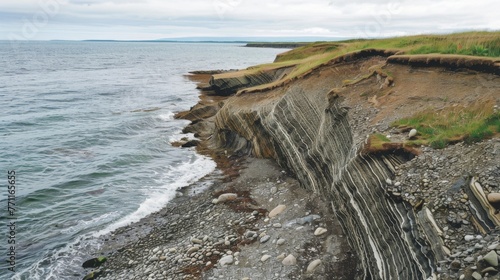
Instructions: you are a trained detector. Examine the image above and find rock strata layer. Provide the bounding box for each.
[195,53,500,279]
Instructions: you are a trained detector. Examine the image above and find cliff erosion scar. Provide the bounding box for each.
[177,48,500,279]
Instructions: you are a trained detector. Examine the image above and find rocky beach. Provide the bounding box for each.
[87,157,357,280]
[86,34,500,280]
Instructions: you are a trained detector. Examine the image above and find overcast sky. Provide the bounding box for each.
[1,0,499,40]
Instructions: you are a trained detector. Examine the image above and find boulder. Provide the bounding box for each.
[82,257,107,268]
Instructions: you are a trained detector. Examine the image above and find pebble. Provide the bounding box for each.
[269,205,286,218]
[314,227,327,236]
[218,255,234,266]
[450,259,461,270]
[307,259,322,272]
[276,253,286,261]
[487,193,500,203]
[261,254,271,262]
[481,267,498,274]
[276,238,286,245]
[245,231,257,239]
[260,235,271,243]
[488,243,499,250]
[464,256,475,262]
[273,223,282,228]
[186,246,199,254]
[471,271,482,280]
[191,238,203,244]
[296,215,321,225]
[408,129,417,138]
[217,193,238,203]
[464,235,475,241]
[482,251,498,267]
[282,254,297,266]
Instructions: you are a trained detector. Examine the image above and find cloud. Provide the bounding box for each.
[0,0,498,40]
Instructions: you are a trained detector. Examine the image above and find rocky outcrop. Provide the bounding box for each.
[208,66,293,96]
[211,76,435,278]
[184,51,499,279]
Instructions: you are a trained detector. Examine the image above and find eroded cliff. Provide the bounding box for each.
[178,49,500,279]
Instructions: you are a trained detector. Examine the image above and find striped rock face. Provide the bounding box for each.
[210,60,436,279]
[206,53,499,279]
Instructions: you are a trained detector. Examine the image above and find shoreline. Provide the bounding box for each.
[87,47,500,280]
[87,72,355,280]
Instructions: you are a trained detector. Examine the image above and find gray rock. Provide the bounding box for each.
[191,238,203,244]
[487,193,500,203]
[217,193,238,203]
[282,254,297,266]
[481,267,498,274]
[276,253,286,261]
[261,254,271,262]
[464,256,475,263]
[245,231,257,239]
[482,251,498,267]
[260,235,271,243]
[186,246,200,254]
[218,255,234,266]
[276,238,286,245]
[471,271,482,280]
[314,227,327,236]
[269,205,286,218]
[464,235,475,241]
[296,215,321,225]
[307,259,322,273]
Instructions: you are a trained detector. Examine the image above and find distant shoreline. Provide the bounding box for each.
[244,42,311,48]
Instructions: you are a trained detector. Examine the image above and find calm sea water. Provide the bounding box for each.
[0,41,285,279]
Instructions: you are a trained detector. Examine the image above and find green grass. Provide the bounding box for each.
[232,31,499,94]
[392,101,500,149]
[364,133,392,152]
[276,31,500,63]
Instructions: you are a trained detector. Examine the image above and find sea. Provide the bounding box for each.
[0,41,286,280]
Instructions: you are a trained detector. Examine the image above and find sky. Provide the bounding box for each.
[1,0,499,41]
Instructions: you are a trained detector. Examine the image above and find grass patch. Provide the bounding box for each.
[392,101,500,148]
[229,31,499,94]
[362,133,420,156]
[371,133,391,147]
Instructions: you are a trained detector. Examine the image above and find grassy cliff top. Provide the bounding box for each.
[222,31,499,93]
[275,31,500,62]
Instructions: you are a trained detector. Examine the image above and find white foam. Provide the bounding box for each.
[94,154,216,237]
[60,211,120,235]
[157,111,174,121]
[15,232,101,280]
[168,131,196,143]
[19,154,216,280]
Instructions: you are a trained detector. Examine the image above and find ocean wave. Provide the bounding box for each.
[60,212,121,235]
[94,154,216,237]
[157,111,174,121]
